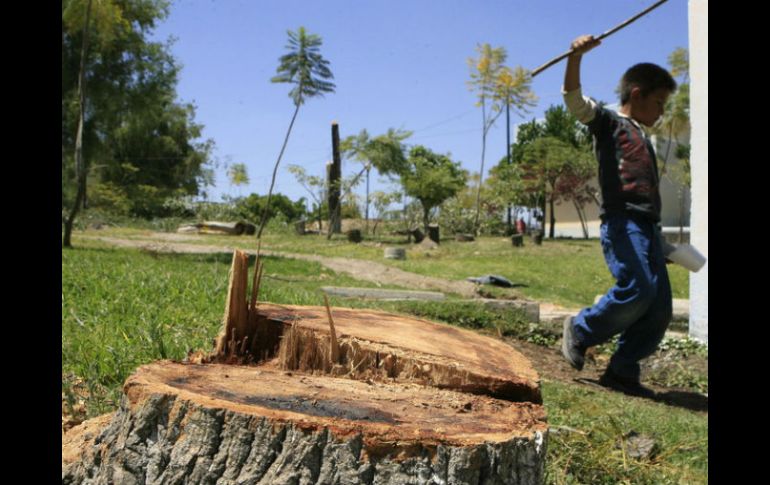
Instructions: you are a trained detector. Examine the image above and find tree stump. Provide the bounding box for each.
[383,247,406,260]
[511,234,524,247]
[347,229,363,243]
[427,224,440,244]
[63,250,548,484]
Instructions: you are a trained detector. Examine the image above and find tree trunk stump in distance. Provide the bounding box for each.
[63,250,548,484]
[427,224,440,244]
[347,229,363,243]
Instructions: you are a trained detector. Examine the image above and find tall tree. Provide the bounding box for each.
[62,0,214,229]
[467,44,506,235]
[401,146,468,233]
[257,27,335,239]
[494,66,537,230]
[62,0,126,247]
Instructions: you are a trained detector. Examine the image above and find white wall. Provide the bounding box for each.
[688,0,708,344]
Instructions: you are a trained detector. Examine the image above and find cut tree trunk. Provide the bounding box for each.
[63,249,548,484]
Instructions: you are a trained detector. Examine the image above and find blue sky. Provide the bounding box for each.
[150,0,689,205]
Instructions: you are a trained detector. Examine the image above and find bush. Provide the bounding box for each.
[192,200,241,221]
[88,182,132,216]
[234,193,307,224]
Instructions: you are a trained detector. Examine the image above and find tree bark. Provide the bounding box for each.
[474,103,488,236]
[365,166,370,234]
[548,196,556,240]
[329,122,342,235]
[63,362,547,485]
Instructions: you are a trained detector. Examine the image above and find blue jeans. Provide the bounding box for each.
[573,213,673,380]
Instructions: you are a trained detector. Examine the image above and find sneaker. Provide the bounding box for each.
[599,367,656,398]
[561,316,585,371]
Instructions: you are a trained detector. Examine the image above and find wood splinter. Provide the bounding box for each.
[322,294,340,364]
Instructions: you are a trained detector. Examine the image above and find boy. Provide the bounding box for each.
[560,35,677,398]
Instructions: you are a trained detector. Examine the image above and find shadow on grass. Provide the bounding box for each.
[654,390,708,412]
[575,377,708,412]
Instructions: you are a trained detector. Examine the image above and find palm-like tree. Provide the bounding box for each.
[342,128,411,233]
[495,66,537,230]
[257,27,335,239]
[467,44,506,236]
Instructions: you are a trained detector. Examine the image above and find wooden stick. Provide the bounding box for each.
[322,294,340,364]
[530,0,670,78]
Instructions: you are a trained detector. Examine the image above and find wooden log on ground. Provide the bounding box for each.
[63,249,548,484]
[177,221,256,236]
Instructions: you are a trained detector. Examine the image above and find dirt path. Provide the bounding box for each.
[84,234,481,298]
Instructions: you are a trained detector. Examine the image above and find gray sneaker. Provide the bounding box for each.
[561,316,585,371]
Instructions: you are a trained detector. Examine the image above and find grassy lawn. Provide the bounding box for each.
[543,380,707,484]
[62,244,706,483]
[73,226,690,309]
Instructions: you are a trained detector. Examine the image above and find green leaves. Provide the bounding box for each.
[495,66,538,116]
[467,43,507,107]
[342,128,413,179]
[62,0,212,220]
[271,26,336,106]
[63,0,131,48]
[227,163,250,188]
[402,145,468,216]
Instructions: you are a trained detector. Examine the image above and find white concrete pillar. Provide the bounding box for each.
[688,0,708,344]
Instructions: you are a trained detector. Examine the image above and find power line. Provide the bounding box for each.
[411,109,476,133]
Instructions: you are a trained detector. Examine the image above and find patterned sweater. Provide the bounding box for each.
[563,87,661,223]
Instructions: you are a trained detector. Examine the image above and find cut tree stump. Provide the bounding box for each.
[63,249,548,485]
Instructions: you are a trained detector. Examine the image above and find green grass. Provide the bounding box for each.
[543,380,707,484]
[74,226,690,309]
[62,246,532,414]
[63,245,706,483]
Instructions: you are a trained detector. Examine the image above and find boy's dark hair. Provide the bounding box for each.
[619,63,677,104]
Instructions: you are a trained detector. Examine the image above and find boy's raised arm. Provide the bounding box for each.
[563,35,602,124]
[564,35,601,92]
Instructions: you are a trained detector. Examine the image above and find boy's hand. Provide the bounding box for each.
[570,35,601,57]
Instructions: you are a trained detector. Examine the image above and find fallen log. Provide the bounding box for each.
[177,221,256,236]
